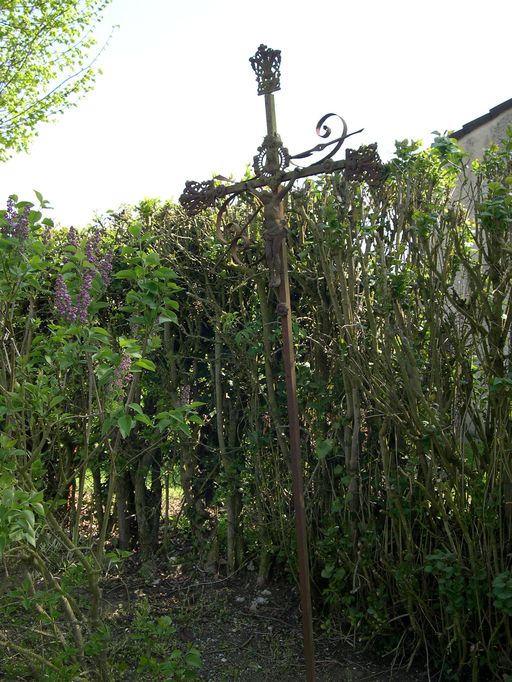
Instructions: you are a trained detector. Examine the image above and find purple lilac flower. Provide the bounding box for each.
[55,275,77,322]
[85,229,102,264]
[14,206,30,240]
[111,354,133,390]
[62,226,79,264]
[97,250,113,286]
[3,198,30,240]
[41,224,53,245]
[76,269,94,323]
[67,226,79,248]
[4,197,17,235]
[54,227,114,324]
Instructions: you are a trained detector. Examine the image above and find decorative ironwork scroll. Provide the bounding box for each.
[179,179,226,216]
[344,143,386,186]
[290,113,351,166]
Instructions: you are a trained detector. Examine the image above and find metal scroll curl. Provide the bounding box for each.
[290,113,361,168]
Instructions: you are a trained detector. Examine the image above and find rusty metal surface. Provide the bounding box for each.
[253,132,291,179]
[345,143,386,186]
[178,44,388,682]
[179,179,224,216]
[249,44,281,96]
[290,112,351,165]
[180,150,386,217]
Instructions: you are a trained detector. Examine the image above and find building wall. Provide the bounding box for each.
[450,102,512,313]
[452,103,512,207]
[454,104,512,159]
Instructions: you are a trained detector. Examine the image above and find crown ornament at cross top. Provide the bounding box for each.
[250,44,281,96]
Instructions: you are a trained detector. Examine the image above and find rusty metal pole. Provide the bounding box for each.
[261,81,316,681]
[275,197,316,682]
[179,43,384,682]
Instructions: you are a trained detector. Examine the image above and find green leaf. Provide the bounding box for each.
[91,326,110,337]
[128,223,142,238]
[144,252,160,266]
[114,269,137,279]
[158,312,177,324]
[33,503,45,516]
[134,414,152,426]
[133,359,156,371]
[20,509,35,527]
[184,647,202,668]
[321,564,334,579]
[316,439,334,460]
[154,267,178,279]
[117,414,134,439]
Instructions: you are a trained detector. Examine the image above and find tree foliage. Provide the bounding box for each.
[1,132,512,679]
[0,0,111,160]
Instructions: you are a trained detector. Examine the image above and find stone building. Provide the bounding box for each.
[449,99,512,301]
[452,97,512,156]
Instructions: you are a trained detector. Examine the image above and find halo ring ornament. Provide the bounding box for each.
[253,133,291,178]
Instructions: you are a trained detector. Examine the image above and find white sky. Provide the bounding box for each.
[1,0,510,227]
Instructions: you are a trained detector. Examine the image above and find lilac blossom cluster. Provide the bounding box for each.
[55,275,77,322]
[110,354,133,391]
[85,228,114,286]
[3,197,30,240]
[41,223,53,245]
[97,250,113,285]
[76,268,94,323]
[85,228,101,262]
[54,268,95,324]
[67,226,79,249]
[62,226,79,263]
[54,227,114,324]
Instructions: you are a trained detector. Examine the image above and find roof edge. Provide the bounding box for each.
[452,97,512,140]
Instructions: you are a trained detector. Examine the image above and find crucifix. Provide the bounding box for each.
[180,44,383,682]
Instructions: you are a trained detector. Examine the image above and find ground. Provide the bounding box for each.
[1,534,433,681]
[100,546,432,682]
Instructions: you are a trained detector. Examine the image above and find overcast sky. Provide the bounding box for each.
[1,0,510,226]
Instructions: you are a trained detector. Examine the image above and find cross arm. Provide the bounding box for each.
[179,144,385,216]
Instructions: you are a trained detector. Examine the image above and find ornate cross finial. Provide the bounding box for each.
[249,44,281,96]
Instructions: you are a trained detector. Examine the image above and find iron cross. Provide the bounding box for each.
[180,44,383,682]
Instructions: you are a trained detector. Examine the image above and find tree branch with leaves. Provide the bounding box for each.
[0,0,112,160]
